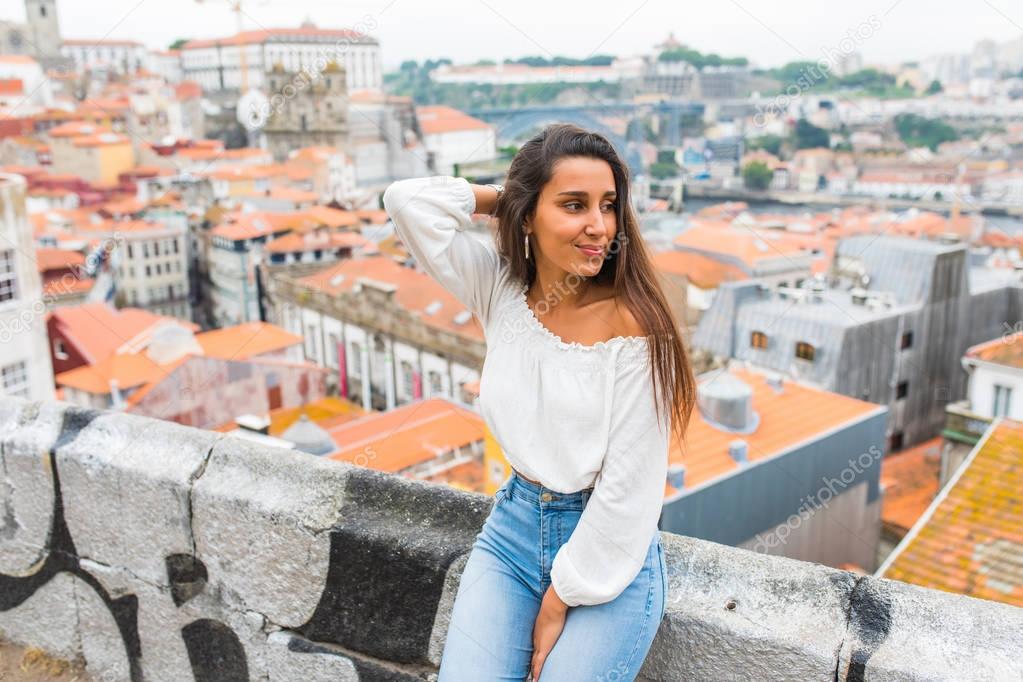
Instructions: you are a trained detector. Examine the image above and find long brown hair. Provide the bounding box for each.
[491,123,696,447]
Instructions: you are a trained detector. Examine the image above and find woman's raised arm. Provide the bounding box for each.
[382,176,504,329]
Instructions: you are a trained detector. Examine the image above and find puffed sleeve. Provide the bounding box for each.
[382,175,502,329]
[549,351,670,607]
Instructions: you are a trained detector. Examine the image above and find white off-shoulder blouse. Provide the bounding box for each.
[382,175,670,607]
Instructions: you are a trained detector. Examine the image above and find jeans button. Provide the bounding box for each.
[540,492,552,502]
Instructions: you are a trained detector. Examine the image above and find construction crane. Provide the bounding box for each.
[195,0,255,94]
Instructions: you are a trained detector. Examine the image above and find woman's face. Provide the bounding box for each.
[527,156,617,279]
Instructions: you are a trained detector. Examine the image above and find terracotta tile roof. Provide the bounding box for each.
[326,398,485,472]
[43,276,93,297]
[880,436,943,535]
[881,419,1023,607]
[302,205,361,229]
[62,38,144,47]
[196,321,302,360]
[35,247,85,273]
[264,229,370,254]
[0,79,24,95]
[0,55,38,65]
[72,132,131,148]
[298,256,485,342]
[49,303,188,365]
[242,185,318,203]
[210,212,293,241]
[965,333,1023,369]
[669,368,884,493]
[99,197,145,215]
[652,250,749,289]
[175,81,202,100]
[181,27,372,50]
[673,222,810,270]
[55,352,173,393]
[416,105,492,135]
[354,208,388,225]
[48,121,112,138]
[290,146,341,162]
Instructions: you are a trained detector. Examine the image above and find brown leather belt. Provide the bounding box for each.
[511,466,542,485]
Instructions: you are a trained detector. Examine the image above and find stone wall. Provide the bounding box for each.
[1,396,1021,681]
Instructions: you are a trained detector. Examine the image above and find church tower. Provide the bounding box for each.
[24,0,63,65]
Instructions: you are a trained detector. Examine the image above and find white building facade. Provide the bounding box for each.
[0,173,54,400]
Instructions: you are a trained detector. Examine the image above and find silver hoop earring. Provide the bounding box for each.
[524,233,530,260]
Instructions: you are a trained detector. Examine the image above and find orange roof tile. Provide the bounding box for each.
[326,398,485,472]
[416,105,492,135]
[49,303,190,365]
[880,436,943,534]
[72,132,131,148]
[299,256,485,342]
[303,205,361,229]
[652,250,749,289]
[242,185,319,203]
[210,212,293,241]
[669,368,883,492]
[965,333,1023,369]
[264,230,370,254]
[881,419,1023,607]
[673,222,810,269]
[196,321,302,360]
[56,352,171,393]
[35,247,85,272]
[182,27,371,50]
[48,121,112,138]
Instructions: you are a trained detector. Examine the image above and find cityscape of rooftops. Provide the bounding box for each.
[0,0,1021,679]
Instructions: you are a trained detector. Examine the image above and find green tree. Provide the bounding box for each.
[748,134,783,156]
[650,162,680,180]
[169,38,191,50]
[793,119,830,149]
[742,161,773,190]
[925,79,943,95]
[894,113,958,151]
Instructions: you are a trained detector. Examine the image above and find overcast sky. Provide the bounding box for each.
[5,0,1022,71]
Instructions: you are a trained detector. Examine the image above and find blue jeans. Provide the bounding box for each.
[438,470,667,681]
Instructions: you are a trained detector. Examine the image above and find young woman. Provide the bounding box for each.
[382,123,695,681]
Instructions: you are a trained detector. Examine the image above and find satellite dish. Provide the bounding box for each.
[237,89,271,131]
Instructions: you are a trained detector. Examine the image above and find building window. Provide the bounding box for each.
[54,339,68,360]
[143,243,149,258]
[145,265,151,277]
[350,341,361,378]
[173,239,179,254]
[127,243,134,259]
[154,241,161,256]
[888,431,904,452]
[900,331,913,349]
[896,381,909,400]
[0,250,18,303]
[428,370,443,396]
[400,360,414,396]
[994,384,1013,417]
[1,361,29,398]
[750,330,768,350]
[795,341,815,361]
[326,332,339,369]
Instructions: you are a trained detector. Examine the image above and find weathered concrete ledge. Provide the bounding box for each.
[0,397,1020,681]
